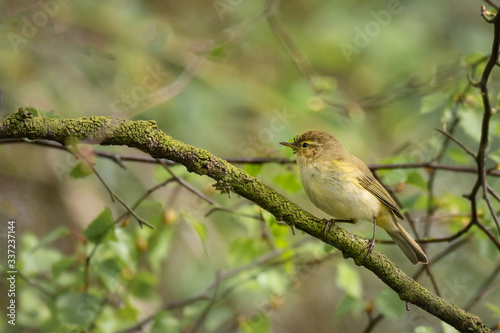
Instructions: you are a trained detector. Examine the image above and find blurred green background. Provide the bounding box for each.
[1,0,500,332]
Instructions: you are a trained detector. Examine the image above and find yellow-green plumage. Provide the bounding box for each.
[281,130,428,265]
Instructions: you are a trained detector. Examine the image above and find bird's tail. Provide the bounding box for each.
[386,222,428,265]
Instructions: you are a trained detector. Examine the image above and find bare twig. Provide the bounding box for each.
[72,148,154,229]
[363,313,384,333]
[159,160,221,209]
[435,128,477,159]
[472,6,500,237]
[115,178,175,224]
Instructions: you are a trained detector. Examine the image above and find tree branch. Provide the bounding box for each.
[0,108,492,333]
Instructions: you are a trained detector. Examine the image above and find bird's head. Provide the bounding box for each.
[280,130,346,165]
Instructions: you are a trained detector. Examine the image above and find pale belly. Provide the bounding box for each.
[300,163,380,221]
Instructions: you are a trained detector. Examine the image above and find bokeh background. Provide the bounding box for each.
[1,0,500,332]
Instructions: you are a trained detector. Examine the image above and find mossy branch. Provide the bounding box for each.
[0,108,492,333]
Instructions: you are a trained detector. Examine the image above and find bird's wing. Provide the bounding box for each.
[352,155,404,220]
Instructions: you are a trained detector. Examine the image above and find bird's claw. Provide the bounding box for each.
[322,218,336,237]
[364,238,376,261]
[322,218,356,237]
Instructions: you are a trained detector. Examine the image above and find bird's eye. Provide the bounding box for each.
[302,142,309,148]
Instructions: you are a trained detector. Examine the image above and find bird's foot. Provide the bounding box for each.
[364,238,376,261]
[322,218,336,237]
[322,218,355,237]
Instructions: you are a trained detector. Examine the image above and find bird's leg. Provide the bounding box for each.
[322,218,355,237]
[364,217,377,260]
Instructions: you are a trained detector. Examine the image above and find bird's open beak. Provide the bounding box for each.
[280,142,297,149]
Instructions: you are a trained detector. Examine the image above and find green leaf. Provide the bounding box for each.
[185,216,207,247]
[374,288,404,320]
[464,52,486,64]
[324,243,335,253]
[210,43,227,59]
[447,147,470,165]
[489,149,500,164]
[39,109,58,118]
[414,326,436,333]
[459,109,483,142]
[228,238,263,266]
[83,208,117,244]
[108,229,137,267]
[441,107,453,124]
[377,156,412,185]
[96,258,123,290]
[335,294,365,321]
[148,226,174,273]
[154,165,170,181]
[400,192,425,211]
[18,287,50,327]
[150,311,182,333]
[406,171,426,190]
[130,271,158,299]
[69,162,93,178]
[421,93,446,114]
[273,172,302,193]
[336,262,362,298]
[244,163,263,177]
[56,293,100,328]
[486,302,500,319]
[33,226,70,251]
[117,297,139,321]
[193,221,207,242]
[256,270,287,294]
[20,246,63,276]
[52,256,76,279]
[27,107,39,116]
[240,314,271,333]
[441,321,460,333]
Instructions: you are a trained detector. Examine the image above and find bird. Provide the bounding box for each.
[280,130,428,265]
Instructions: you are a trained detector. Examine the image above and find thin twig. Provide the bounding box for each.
[413,237,470,280]
[435,128,477,159]
[474,6,500,237]
[487,185,500,203]
[114,178,176,224]
[363,313,384,333]
[73,148,154,229]
[159,160,221,208]
[189,272,222,333]
[84,243,99,292]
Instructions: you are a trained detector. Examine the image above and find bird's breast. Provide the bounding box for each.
[299,160,380,221]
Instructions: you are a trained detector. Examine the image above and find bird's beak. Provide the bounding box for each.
[280,142,297,149]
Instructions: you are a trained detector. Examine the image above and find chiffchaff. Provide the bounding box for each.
[280,130,428,265]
